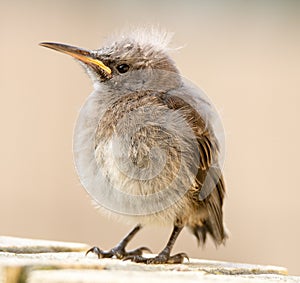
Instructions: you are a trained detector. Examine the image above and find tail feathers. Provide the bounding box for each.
[190,220,227,247]
[191,225,207,246]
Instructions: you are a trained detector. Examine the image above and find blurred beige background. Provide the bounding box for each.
[1,0,299,275]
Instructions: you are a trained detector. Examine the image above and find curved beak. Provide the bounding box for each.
[39,42,112,75]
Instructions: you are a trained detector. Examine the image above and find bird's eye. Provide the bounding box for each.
[116,64,130,74]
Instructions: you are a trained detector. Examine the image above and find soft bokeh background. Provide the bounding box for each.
[1,0,299,275]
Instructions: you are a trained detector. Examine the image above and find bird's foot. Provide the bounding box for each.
[124,252,189,264]
[85,245,151,260]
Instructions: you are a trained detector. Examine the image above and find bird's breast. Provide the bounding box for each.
[93,95,201,205]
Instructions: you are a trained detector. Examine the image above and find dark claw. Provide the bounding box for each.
[124,252,189,264]
[166,252,189,264]
[85,245,152,260]
[85,246,113,259]
[127,246,152,256]
[123,255,147,263]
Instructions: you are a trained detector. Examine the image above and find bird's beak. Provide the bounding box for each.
[39,42,112,75]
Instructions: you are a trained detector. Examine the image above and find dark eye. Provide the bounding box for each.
[116,64,130,74]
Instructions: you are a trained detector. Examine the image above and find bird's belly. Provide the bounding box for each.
[93,136,199,224]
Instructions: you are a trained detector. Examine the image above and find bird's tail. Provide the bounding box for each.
[190,220,228,247]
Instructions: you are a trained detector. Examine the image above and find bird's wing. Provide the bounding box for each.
[162,92,226,245]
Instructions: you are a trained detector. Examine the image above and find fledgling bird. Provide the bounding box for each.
[40,28,227,264]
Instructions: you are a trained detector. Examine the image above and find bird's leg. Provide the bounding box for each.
[86,224,151,259]
[125,225,188,264]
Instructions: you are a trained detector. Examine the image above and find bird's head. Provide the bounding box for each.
[40,29,181,92]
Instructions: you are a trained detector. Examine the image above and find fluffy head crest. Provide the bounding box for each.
[102,27,175,53]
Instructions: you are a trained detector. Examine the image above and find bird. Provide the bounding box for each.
[39,28,227,264]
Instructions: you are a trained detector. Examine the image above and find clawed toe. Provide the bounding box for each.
[123,255,147,263]
[85,245,152,260]
[166,253,189,264]
[126,246,152,256]
[124,252,189,264]
[85,246,113,259]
